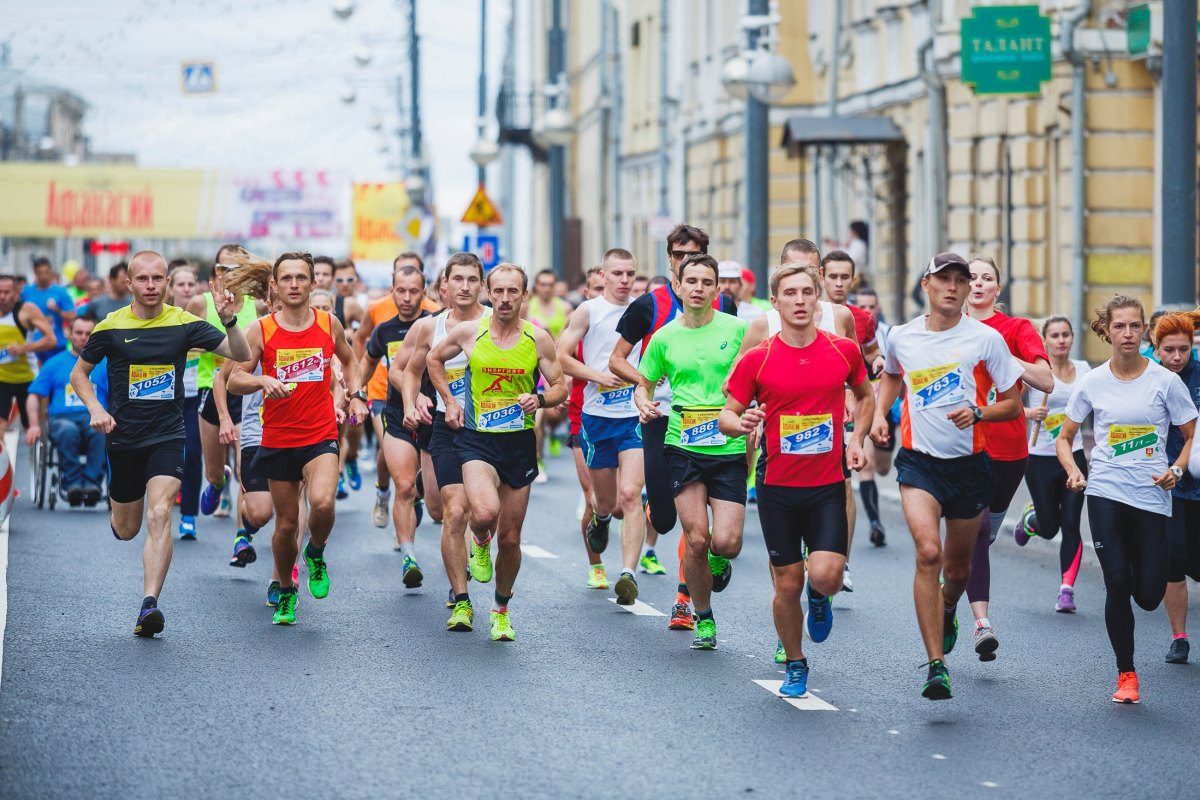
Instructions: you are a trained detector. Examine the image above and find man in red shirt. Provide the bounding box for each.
[720,262,874,698]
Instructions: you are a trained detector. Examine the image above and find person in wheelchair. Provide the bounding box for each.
[25,314,108,506]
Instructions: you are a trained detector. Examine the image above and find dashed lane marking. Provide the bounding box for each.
[607,597,666,616]
[519,544,558,559]
[752,680,839,711]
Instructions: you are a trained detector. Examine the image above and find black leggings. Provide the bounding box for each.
[1088,495,1169,672]
[966,456,1027,603]
[180,394,202,517]
[1167,496,1200,583]
[641,415,678,535]
[1026,452,1088,583]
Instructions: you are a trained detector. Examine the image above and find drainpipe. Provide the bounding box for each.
[918,0,947,267]
[1062,2,1089,357]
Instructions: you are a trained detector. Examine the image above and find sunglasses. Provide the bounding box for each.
[335,277,357,284]
[669,249,704,260]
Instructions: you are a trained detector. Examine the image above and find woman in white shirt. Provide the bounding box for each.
[1058,296,1197,705]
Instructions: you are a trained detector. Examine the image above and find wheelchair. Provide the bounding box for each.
[31,429,106,510]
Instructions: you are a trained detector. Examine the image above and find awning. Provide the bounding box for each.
[780,115,905,155]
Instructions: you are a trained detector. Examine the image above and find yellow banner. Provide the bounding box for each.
[0,163,210,238]
[351,182,411,262]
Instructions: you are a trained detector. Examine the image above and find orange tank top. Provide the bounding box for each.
[260,309,338,449]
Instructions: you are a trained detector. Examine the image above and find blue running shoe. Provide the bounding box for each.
[806,583,833,643]
[779,659,809,698]
[336,476,349,500]
[179,515,197,540]
[747,485,758,504]
[266,580,282,608]
[229,536,257,568]
[346,460,362,491]
[134,605,165,638]
[199,465,231,516]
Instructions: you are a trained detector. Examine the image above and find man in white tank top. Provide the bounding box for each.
[556,249,649,606]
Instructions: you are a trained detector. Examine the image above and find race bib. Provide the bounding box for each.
[64,383,85,408]
[386,340,402,364]
[478,397,525,432]
[1107,424,1159,460]
[779,414,834,455]
[447,367,467,401]
[1043,412,1066,441]
[909,363,964,411]
[0,348,14,365]
[184,354,200,374]
[129,364,175,400]
[276,348,325,383]
[598,383,634,408]
[680,408,725,447]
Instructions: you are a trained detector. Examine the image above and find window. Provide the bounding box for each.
[631,20,640,48]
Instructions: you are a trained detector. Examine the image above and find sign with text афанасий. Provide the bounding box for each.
[961,5,1051,95]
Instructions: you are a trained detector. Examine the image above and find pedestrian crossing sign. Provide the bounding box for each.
[461,184,503,227]
[181,62,217,94]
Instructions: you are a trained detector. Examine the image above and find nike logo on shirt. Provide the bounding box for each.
[124,337,138,343]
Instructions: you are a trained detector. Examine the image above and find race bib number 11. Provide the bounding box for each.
[1108,424,1159,460]
[129,364,175,400]
[909,363,964,411]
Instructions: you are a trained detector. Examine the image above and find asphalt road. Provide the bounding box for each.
[0,442,1197,799]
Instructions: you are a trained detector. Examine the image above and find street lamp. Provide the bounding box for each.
[469,135,500,169]
[745,49,796,104]
[332,0,354,21]
[720,51,753,102]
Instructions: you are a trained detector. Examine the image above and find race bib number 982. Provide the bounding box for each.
[129,364,175,400]
[779,414,834,455]
[680,409,725,447]
[909,363,964,411]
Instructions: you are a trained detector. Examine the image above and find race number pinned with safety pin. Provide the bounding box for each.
[909,363,965,411]
[680,408,725,447]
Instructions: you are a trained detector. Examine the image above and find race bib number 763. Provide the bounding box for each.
[909,363,964,411]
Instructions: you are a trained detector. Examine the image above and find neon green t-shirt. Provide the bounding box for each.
[638,311,747,456]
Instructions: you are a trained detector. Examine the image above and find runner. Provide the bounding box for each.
[359,265,430,586]
[396,253,488,629]
[81,261,132,320]
[557,249,648,603]
[870,252,1024,699]
[226,253,366,626]
[633,254,748,650]
[630,275,649,300]
[717,261,765,322]
[852,286,893,546]
[427,263,567,641]
[525,268,572,481]
[721,262,874,695]
[1057,296,1196,703]
[333,258,366,497]
[0,273,57,441]
[313,256,336,293]
[70,250,249,636]
[962,254,1053,662]
[1016,316,1091,613]
[166,264,203,536]
[609,224,737,631]
[1150,311,1200,664]
[22,256,74,361]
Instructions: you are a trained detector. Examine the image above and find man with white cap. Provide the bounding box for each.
[718,261,765,323]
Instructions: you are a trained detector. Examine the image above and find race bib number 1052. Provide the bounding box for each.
[129,364,175,400]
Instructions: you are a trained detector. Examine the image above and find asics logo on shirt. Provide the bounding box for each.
[720,341,729,349]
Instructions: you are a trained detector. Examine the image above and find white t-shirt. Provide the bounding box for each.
[1027,360,1091,457]
[581,296,639,419]
[737,301,766,323]
[884,314,1024,458]
[1066,359,1198,516]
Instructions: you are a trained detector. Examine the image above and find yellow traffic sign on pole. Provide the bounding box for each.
[461,184,503,226]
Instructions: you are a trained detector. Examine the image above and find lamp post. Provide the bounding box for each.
[547,0,567,278]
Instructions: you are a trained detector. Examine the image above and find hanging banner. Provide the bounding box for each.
[351,182,413,262]
[206,170,348,243]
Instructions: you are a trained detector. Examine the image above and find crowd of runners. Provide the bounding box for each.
[9,224,1200,706]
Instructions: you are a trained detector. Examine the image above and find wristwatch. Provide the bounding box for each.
[537,392,547,408]
[352,390,368,403]
[969,404,984,424]
[1170,465,1185,480]
[221,315,237,327]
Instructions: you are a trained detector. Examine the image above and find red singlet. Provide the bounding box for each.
[979,311,1047,462]
[260,309,338,449]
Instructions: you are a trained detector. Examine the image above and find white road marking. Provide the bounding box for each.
[0,429,16,688]
[607,597,666,616]
[981,782,999,789]
[932,754,947,760]
[519,544,558,559]
[887,730,900,735]
[753,680,839,710]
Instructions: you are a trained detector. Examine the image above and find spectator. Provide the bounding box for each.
[83,262,132,321]
[66,263,90,307]
[22,257,75,361]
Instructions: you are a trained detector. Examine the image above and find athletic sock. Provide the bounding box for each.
[676,582,691,604]
[696,608,714,622]
[241,515,260,538]
[786,658,808,669]
[621,569,635,580]
[858,479,880,524]
[376,484,389,498]
[493,592,512,612]
[808,587,826,601]
[141,596,157,611]
[305,541,325,560]
[976,617,991,629]
[594,512,612,524]
[399,542,414,559]
[1173,633,1188,641]
[454,592,470,603]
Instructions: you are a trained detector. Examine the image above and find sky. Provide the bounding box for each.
[0,0,505,221]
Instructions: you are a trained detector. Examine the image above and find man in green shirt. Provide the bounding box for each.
[634,254,748,650]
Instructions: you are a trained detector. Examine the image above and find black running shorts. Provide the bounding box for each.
[756,481,847,567]
[251,439,339,483]
[666,447,747,505]
[456,428,538,489]
[107,440,185,504]
[895,447,993,520]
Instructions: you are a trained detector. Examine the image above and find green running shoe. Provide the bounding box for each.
[774,640,787,664]
[266,580,282,608]
[490,609,515,641]
[447,600,474,632]
[614,571,639,605]
[273,588,298,625]
[402,555,424,588]
[639,551,667,575]
[943,606,959,655]
[709,551,732,593]
[691,617,717,650]
[922,659,952,700]
[469,537,493,583]
[305,549,330,599]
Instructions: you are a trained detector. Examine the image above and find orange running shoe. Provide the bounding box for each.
[668,601,695,631]
[1112,671,1140,704]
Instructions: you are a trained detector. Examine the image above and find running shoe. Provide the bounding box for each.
[447,600,473,632]
[690,617,717,650]
[1166,637,1190,664]
[446,587,456,609]
[869,521,886,547]
[199,465,231,516]
[133,605,165,638]
[639,551,667,575]
[346,459,362,491]
[922,659,952,700]
[974,624,999,662]
[668,602,695,631]
[402,556,423,588]
[336,476,349,500]
[1112,671,1140,704]
[779,659,809,698]
[305,550,330,599]
[549,437,562,457]
[585,514,611,554]
[266,580,282,608]
[490,609,516,641]
[179,515,197,541]
[215,485,232,518]
[709,551,732,593]
[229,536,257,568]
[587,564,609,590]
[614,571,639,605]
[273,588,298,626]
[371,492,390,528]
[1014,502,1037,547]
[774,640,787,664]
[806,584,834,643]
[841,565,854,593]
[747,485,757,504]
[469,537,493,583]
[534,460,548,484]
[1055,586,1077,613]
[943,606,959,655]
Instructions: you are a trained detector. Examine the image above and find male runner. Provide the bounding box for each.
[630,275,649,300]
[71,251,248,636]
[721,261,874,696]
[633,254,748,650]
[557,248,648,604]
[360,264,430,586]
[396,253,488,630]
[313,256,336,292]
[853,286,894,546]
[428,263,567,641]
[869,252,1024,699]
[227,253,368,626]
[525,268,572,479]
[22,256,74,360]
[609,224,737,631]
[0,274,57,440]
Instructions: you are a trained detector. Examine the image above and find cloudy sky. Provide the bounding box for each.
[2,0,504,219]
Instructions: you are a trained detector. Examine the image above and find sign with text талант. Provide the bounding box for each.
[961,5,1050,95]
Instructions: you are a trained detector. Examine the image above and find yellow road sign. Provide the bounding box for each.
[461,184,503,226]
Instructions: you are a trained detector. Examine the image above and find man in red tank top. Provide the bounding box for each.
[227,253,368,626]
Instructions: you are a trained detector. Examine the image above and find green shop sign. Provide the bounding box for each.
[961,5,1051,95]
